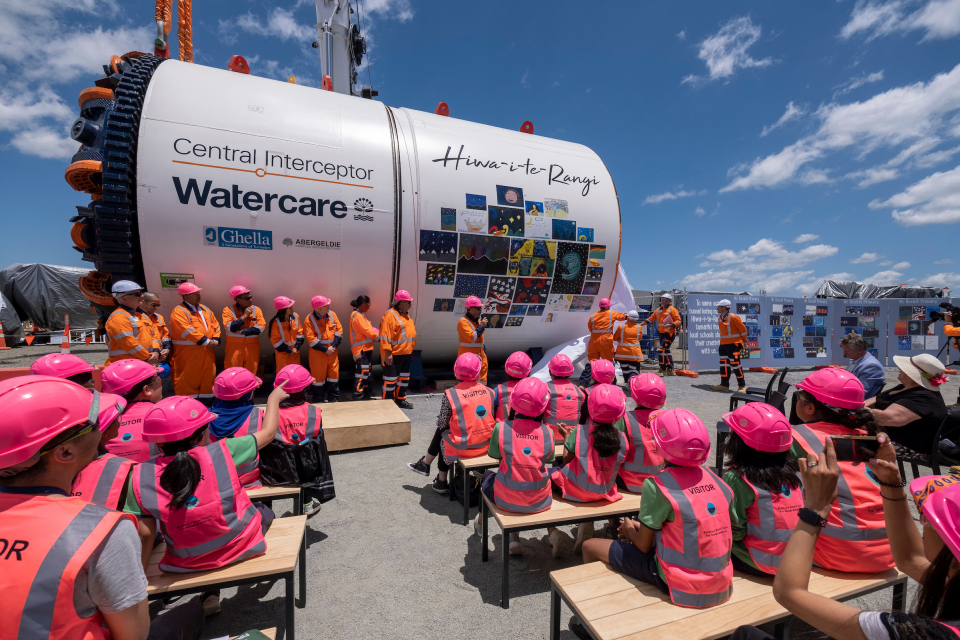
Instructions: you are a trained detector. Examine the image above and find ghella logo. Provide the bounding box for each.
[204,226,272,251]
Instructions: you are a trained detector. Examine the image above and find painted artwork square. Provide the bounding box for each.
[845,307,863,316]
[773,348,785,358]
[780,316,791,326]
[482,313,506,329]
[577,227,595,242]
[868,349,879,358]
[581,282,601,295]
[863,337,875,348]
[452,274,488,299]
[550,242,589,295]
[816,306,829,315]
[457,234,510,275]
[803,338,814,347]
[466,193,486,210]
[863,307,880,317]
[772,304,783,314]
[746,339,758,348]
[913,307,926,320]
[894,320,908,335]
[589,245,606,261]
[859,317,876,327]
[748,303,762,314]
[805,327,817,336]
[419,230,458,263]
[782,305,794,315]
[863,328,880,338]
[846,327,863,335]
[782,337,792,348]
[552,218,577,241]
[815,326,827,336]
[899,306,912,319]
[505,317,524,327]
[457,209,487,234]
[424,263,455,285]
[543,198,569,218]
[433,298,455,312]
[802,316,813,326]
[496,185,524,208]
[783,326,793,337]
[817,348,827,358]
[784,348,795,358]
[545,294,573,313]
[908,321,922,335]
[912,336,925,349]
[747,326,761,338]
[926,336,939,349]
[840,317,858,327]
[525,214,551,239]
[748,349,762,359]
[488,206,525,237]
[813,317,824,326]
[586,267,604,280]
[770,315,780,326]
[526,305,545,316]
[484,277,516,313]
[526,201,544,216]
[771,326,783,337]
[770,339,781,348]
[745,315,759,325]
[508,239,556,277]
[898,336,912,350]
[570,295,595,311]
[513,278,552,304]
[440,207,456,231]
[806,348,819,358]
[510,305,528,316]
[737,304,750,314]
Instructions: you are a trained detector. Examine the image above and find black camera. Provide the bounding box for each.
[930,302,960,325]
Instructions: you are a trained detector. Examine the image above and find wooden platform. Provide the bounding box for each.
[315,399,411,451]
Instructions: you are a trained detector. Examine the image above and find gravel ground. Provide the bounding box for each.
[3,345,954,639]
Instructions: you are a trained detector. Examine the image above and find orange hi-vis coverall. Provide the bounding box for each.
[105,305,155,365]
[614,322,644,361]
[305,309,343,401]
[457,314,488,383]
[222,304,266,374]
[350,310,379,397]
[587,309,626,361]
[144,311,171,355]
[271,312,304,371]
[644,305,683,371]
[379,308,417,402]
[719,312,748,388]
[944,323,960,404]
[170,302,221,398]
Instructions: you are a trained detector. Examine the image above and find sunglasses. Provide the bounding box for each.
[236,295,252,300]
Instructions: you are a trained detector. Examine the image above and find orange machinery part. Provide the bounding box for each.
[64,160,102,193]
[675,370,699,378]
[78,87,115,107]
[70,222,90,249]
[748,367,778,374]
[79,272,117,307]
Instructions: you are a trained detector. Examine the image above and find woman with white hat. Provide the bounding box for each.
[865,353,948,457]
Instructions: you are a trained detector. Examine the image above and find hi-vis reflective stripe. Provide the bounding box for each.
[138,442,257,560]
[622,412,662,482]
[654,307,679,331]
[558,423,626,500]
[306,405,321,439]
[308,312,341,347]
[443,389,490,450]
[350,311,375,347]
[91,456,130,507]
[543,381,584,425]
[746,485,798,544]
[273,314,299,349]
[496,420,552,492]
[656,469,733,572]
[721,315,747,339]
[235,410,261,479]
[226,306,260,338]
[792,425,888,541]
[382,309,415,346]
[590,310,615,334]
[495,383,511,417]
[19,504,114,638]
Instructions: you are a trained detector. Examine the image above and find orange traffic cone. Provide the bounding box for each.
[61,314,71,354]
[0,331,9,350]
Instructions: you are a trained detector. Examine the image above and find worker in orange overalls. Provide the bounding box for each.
[349,295,379,400]
[640,293,683,377]
[379,290,418,409]
[169,282,221,401]
[270,296,303,372]
[104,281,157,366]
[305,295,343,403]
[582,298,626,386]
[614,310,644,386]
[141,292,171,364]
[714,299,748,394]
[222,285,266,374]
[457,296,489,384]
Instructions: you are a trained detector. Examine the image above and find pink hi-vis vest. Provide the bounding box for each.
[543,379,585,440]
[653,466,734,608]
[132,439,266,573]
[106,401,159,462]
[555,422,627,503]
[71,453,136,511]
[210,407,263,488]
[740,475,803,574]
[442,381,495,462]
[493,418,554,514]
[493,379,521,422]
[276,404,322,445]
[619,408,664,493]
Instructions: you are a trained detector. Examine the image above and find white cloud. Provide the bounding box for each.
[10,126,77,159]
[795,272,858,295]
[694,206,706,216]
[722,63,960,193]
[833,71,885,98]
[892,261,912,269]
[520,70,530,89]
[677,30,687,40]
[682,16,774,86]
[865,269,905,283]
[935,258,954,264]
[793,233,820,243]
[761,102,806,137]
[869,164,960,224]
[841,0,960,42]
[917,271,960,288]
[643,189,705,204]
[222,8,314,42]
[851,252,881,263]
[363,0,414,21]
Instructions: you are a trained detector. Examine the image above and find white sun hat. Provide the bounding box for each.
[892,353,947,391]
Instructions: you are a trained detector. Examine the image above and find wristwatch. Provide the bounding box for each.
[798,507,828,528]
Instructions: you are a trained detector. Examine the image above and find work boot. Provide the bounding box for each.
[665,369,676,377]
[200,592,221,616]
[574,521,594,554]
[654,370,665,377]
[397,400,414,409]
[547,529,571,558]
[737,386,748,393]
[407,457,430,476]
[431,475,449,494]
[711,384,732,393]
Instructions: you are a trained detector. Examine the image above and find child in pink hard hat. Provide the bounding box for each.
[492,351,533,421]
[209,367,266,489]
[101,359,163,462]
[543,353,585,442]
[30,352,96,388]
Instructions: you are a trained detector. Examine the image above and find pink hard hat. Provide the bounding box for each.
[101,359,161,395]
[651,408,710,467]
[504,351,533,379]
[178,282,201,295]
[394,290,413,302]
[599,298,611,309]
[548,354,574,378]
[274,296,295,310]
[722,402,792,453]
[510,377,551,416]
[796,368,865,410]
[588,384,626,423]
[591,359,616,384]
[921,483,960,564]
[142,396,217,443]
[465,296,483,308]
[312,295,331,309]
[96,394,127,432]
[0,376,102,469]
[30,353,94,379]
[274,364,313,393]
[454,352,482,382]
[630,373,666,410]
[213,367,262,401]
[230,285,251,298]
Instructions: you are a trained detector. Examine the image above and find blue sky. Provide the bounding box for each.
[2,0,959,296]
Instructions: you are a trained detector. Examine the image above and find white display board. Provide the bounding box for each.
[830,300,888,366]
[686,294,761,371]
[888,298,951,364]
[760,297,833,367]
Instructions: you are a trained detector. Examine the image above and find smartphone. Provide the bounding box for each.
[830,435,882,463]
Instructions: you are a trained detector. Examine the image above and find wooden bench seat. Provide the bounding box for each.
[452,444,566,525]
[147,516,307,640]
[549,561,907,640]
[480,492,644,608]
[247,485,303,516]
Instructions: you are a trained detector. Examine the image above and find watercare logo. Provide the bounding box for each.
[281,237,341,250]
[203,226,273,250]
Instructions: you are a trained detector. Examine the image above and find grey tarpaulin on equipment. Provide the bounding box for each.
[815,280,947,299]
[0,290,23,341]
[0,263,99,330]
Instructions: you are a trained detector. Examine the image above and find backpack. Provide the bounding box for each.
[449,470,482,507]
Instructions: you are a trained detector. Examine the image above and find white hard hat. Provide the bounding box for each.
[627,310,640,321]
[717,299,732,307]
[112,280,143,295]
[660,293,673,301]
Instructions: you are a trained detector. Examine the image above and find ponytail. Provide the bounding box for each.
[724,432,801,493]
[122,376,159,403]
[798,390,878,434]
[591,422,621,458]
[350,295,370,309]
[280,389,307,408]
[158,428,205,510]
